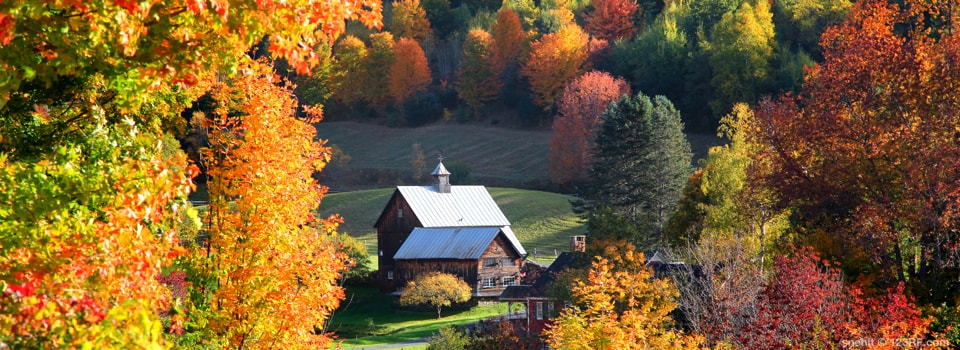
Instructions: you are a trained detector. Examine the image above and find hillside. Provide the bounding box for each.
[318,187,586,263]
[314,121,723,191]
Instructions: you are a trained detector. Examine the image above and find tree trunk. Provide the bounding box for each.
[437,306,443,319]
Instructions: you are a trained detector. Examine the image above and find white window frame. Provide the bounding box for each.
[482,277,497,288]
[387,271,394,280]
[502,276,517,286]
[536,302,543,320]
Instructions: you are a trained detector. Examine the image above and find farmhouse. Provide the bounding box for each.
[374,159,528,297]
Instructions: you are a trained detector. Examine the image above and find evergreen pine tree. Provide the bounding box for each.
[584,92,693,247]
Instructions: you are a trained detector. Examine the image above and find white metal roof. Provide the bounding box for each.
[394,227,524,259]
[431,162,451,176]
[396,186,511,227]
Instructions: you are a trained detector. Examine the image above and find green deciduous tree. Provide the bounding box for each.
[702,0,776,117]
[400,272,472,319]
[585,92,692,247]
[365,32,398,112]
[456,29,501,117]
[666,103,787,272]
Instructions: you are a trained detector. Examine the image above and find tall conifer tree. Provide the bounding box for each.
[585,92,692,247]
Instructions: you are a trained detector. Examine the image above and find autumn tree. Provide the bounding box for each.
[391,0,433,42]
[772,0,852,57]
[548,71,630,185]
[521,23,590,117]
[583,0,640,41]
[0,0,381,346]
[491,9,526,83]
[183,61,347,348]
[365,32,398,112]
[736,249,931,348]
[400,272,472,319]
[390,37,432,114]
[702,0,776,117]
[456,29,501,118]
[332,35,370,107]
[666,104,787,272]
[585,92,692,247]
[544,247,702,349]
[747,0,960,304]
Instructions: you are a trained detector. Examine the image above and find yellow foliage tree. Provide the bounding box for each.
[194,60,347,348]
[545,247,703,349]
[399,272,472,319]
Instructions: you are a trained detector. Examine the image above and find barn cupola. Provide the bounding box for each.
[432,156,452,193]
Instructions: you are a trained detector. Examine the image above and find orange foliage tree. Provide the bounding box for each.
[548,71,629,185]
[457,29,501,118]
[391,0,432,42]
[521,24,590,116]
[389,38,432,111]
[491,9,527,79]
[748,0,960,303]
[188,60,347,348]
[583,0,639,41]
[0,0,381,347]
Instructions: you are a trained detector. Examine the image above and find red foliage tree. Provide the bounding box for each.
[734,248,932,348]
[548,71,629,184]
[747,0,960,303]
[583,0,639,41]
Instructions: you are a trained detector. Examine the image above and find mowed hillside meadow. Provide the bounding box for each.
[315,121,723,189]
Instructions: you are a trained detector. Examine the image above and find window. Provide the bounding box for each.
[387,271,394,280]
[502,258,516,267]
[548,302,555,316]
[502,276,517,286]
[484,258,499,268]
[536,302,543,320]
[482,277,497,288]
[397,208,403,218]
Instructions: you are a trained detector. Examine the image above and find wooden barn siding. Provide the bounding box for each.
[396,259,478,292]
[477,235,522,292]
[377,195,421,291]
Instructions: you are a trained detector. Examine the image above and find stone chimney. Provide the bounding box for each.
[432,158,451,193]
[570,236,586,252]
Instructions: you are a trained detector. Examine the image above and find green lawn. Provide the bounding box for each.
[318,187,587,265]
[329,286,509,349]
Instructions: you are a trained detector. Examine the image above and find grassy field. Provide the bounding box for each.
[315,121,723,189]
[329,286,509,349]
[318,187,586,265]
